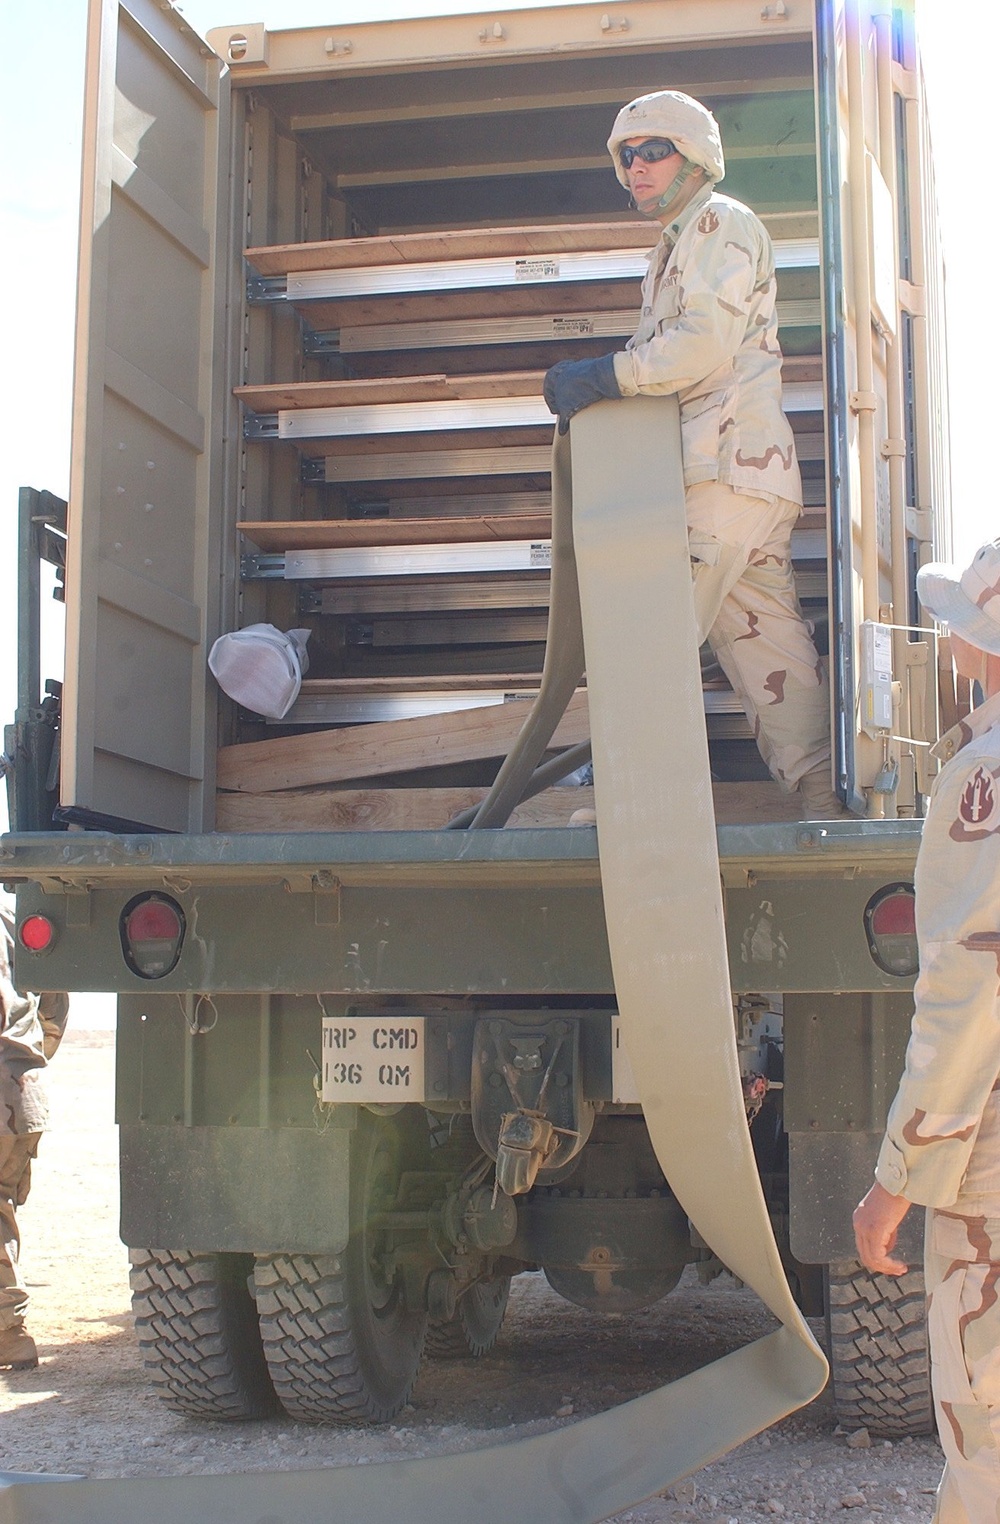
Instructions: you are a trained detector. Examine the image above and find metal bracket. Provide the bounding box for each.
[899,279,925,317]
[245,274,287,303]
[879,438,906,459]
[905,507,932,542]
[849,390,878,414]
[300,458,326,485]
[240,552,285,580]
[242,411,280,440]
[891,62,919,101]
[313,871,342,926]
[301,329,341,357]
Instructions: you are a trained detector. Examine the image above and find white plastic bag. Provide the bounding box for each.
[208,624,311,720]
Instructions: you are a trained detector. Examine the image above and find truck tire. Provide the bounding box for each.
[825,1261,934,1436]
[254,1114,427,1423]
[129,1248,277,1419]
[425,1274,511,1359]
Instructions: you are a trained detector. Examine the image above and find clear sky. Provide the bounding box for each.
[0,0,994,838]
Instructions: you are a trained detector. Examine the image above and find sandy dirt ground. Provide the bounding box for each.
[0,1029,946,1520]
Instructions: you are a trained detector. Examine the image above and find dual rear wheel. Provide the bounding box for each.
[131,1112,508,1424]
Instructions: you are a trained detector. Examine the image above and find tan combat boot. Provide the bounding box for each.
[0,1325,39,1370]
[797,763,850,822]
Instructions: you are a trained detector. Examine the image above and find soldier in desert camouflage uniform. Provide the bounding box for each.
[543,90,840,819]
[1,899,68,1369]
[854,541,1000,1523]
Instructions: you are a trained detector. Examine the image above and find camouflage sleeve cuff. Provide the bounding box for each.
[875,1129,975,1208]
[612,350,639,396]
[874,1134,909,1197]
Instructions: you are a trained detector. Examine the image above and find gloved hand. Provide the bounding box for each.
[542,354,622,435]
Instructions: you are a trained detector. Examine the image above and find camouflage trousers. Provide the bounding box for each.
[926,1195,1000,1520]
[0,1132,40,1331]
[686,481,831,789]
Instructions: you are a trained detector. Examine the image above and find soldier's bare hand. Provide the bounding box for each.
[852,1181,912,1276]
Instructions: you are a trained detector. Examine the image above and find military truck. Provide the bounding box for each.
[3,0,950,1445]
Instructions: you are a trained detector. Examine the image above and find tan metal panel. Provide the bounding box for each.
[208,1,810,83]
[64,0,225,830]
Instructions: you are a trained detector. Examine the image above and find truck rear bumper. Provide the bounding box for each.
[1,822,922,994]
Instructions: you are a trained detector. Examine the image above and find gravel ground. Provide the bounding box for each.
[1,1030,945,1519]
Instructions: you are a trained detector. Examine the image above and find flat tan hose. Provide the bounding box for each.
[0,398,827,1524]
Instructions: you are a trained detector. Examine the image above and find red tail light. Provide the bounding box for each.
[864,884,918,977]
[18,914,55,952]
[121,894,185,978]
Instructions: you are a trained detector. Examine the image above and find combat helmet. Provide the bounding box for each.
[607,90,725,189]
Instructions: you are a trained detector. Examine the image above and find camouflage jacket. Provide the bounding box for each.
[876,690,1000,1207]
[1,901,68,1136]
[612,186,803,505]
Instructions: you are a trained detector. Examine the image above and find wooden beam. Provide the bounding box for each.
[237,360,818,415]
[246,222,656,278]
[298,282,646,332]
[238,514,552,551]
[235,371,545,412]
[217,688,590,792]
[215,780,802,832]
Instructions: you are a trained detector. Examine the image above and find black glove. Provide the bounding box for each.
[542,354,622,435]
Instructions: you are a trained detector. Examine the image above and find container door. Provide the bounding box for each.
[63,0,227,831]
[816,0,948,813]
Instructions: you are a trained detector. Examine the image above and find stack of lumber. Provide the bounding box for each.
[221,223,827,827]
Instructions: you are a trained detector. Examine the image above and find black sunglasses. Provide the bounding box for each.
[619,139,678,170]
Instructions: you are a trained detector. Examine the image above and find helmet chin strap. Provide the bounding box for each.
[633,160,705,222]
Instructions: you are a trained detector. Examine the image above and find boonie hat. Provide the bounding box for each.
[208,624,311,719]
[917,540,1000,656]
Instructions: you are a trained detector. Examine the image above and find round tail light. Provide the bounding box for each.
[864,883,918,977]
[120,894,185,979]
[18,914,56,953]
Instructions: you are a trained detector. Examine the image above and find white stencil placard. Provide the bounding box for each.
[322,1017,426,1102]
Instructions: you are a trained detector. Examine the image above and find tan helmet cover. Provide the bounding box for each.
[607,90,725,188]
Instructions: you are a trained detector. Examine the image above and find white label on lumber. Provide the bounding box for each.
[611,1016,640,1104]
[515,257,559,282]
[321,1017,426,1103]
[530,542,552,568]
[552,317,595,336]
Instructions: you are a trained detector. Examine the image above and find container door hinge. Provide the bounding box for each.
[849,391,878,414]
[880,437,906,459]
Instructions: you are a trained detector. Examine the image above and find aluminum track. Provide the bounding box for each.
[243,526,828,581]
[317,297,821,355]
[268,383,823,442]
[264,237,820,302]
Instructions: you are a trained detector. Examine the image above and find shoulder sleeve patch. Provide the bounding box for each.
[949,762,1000,842]
[696,209,721,235]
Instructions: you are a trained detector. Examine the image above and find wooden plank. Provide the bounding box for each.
[215,780,802,832]
[296,675,543,694]
[318,575,551,616]
[239,360,819,415]
[235,371,546,412]
[318,426,552,461]
[245,222,657,278]
[299,282,647,331]
[216,786,592,831]
[238,514,552,551]
[217,688,590,792]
